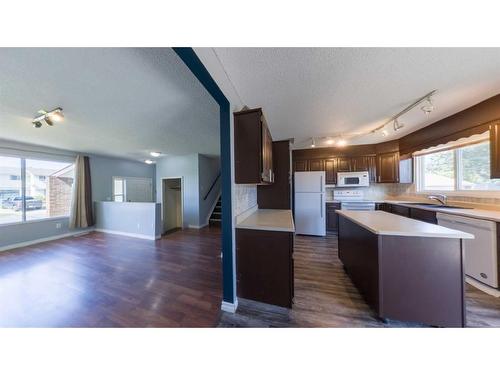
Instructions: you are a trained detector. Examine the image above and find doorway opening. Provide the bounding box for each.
[162,177,183,234]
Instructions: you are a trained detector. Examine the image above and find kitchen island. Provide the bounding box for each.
[337,210,474,327]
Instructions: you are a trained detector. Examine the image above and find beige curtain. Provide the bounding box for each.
[69,155,94,228]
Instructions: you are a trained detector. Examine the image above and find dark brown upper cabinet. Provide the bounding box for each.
[325,158,337,185]
[309,159,325,171]
[336,157,351,172]
[490,122,500,179]
[234,108,274,184]
[352,155,377,182]
[376,151,399,183]
[293,160,308,172]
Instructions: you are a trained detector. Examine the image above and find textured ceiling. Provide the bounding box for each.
[0,48,220,161]
[213,48,500,148]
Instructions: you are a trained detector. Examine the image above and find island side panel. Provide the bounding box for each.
[236,228,294,308]
[338,215,381,313]
[378,236,465,327]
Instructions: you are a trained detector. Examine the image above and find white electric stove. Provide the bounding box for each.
[334,190,376,211]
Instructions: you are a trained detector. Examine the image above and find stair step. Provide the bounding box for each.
[211,212,221,218]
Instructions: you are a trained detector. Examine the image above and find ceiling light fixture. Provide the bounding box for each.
[32,107,64,128]
[336,138,347,147]
[325,138,335,145]
[310,138,316,148]
[393,119,404,131]
[381,129,388,137]
[421,97,434,115]
[145,159,154,165]
[150,151,161,157]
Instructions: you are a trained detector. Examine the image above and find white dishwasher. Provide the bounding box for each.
[437,213,498,288]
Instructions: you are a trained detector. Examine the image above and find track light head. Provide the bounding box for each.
[310,138,316,148]
[31,107,64,128]
[393,119,404,131]
[421,97,434,115]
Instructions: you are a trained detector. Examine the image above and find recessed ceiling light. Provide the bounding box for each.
[145,159,154,164]
[150,151,161,157]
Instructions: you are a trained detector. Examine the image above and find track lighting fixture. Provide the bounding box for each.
[393,119,404,131]
[304,90,436,149]
[421,97,434,115]
[32,107,64,128]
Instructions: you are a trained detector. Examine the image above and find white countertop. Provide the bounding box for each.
[236,209,295,233]
[337,210,474,239]
[383,200,500,222]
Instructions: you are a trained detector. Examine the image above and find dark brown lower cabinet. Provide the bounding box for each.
[326,202,341,232]
[390,204,410,217]
[236,228,294,308]
[409,207,437,224]
[338,216,465,327]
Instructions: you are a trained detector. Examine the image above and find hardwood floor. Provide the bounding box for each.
[219,232,500,327]
[0,228,222,327]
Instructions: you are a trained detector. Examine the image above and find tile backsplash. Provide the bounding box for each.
[234,184,258,216]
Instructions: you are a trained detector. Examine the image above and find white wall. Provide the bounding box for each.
[155,153,221,228]
[155,154,200,227]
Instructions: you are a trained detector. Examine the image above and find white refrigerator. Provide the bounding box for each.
[294,171,326,236]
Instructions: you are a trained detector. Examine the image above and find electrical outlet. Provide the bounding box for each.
[56,222,62,229]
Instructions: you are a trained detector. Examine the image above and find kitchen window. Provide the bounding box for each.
[416,139,500,192]
[0,154,75,225]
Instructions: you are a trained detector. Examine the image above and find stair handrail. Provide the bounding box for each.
[204,172,221,201]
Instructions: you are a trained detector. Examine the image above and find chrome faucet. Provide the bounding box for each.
[428,194,447,205]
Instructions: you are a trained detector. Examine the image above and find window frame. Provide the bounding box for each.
[0,153,75,227]
[416,140,500,197]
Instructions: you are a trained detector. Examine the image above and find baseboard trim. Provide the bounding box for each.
[95,229,157,241]
[221,298,238,313]
[0,229,94,252]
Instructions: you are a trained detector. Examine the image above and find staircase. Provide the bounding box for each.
[209,197,222,227]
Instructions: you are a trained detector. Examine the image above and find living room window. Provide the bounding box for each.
[0,154,74,225]
[416,137,500,193]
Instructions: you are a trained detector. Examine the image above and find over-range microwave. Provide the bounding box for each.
[336,171,370,187]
